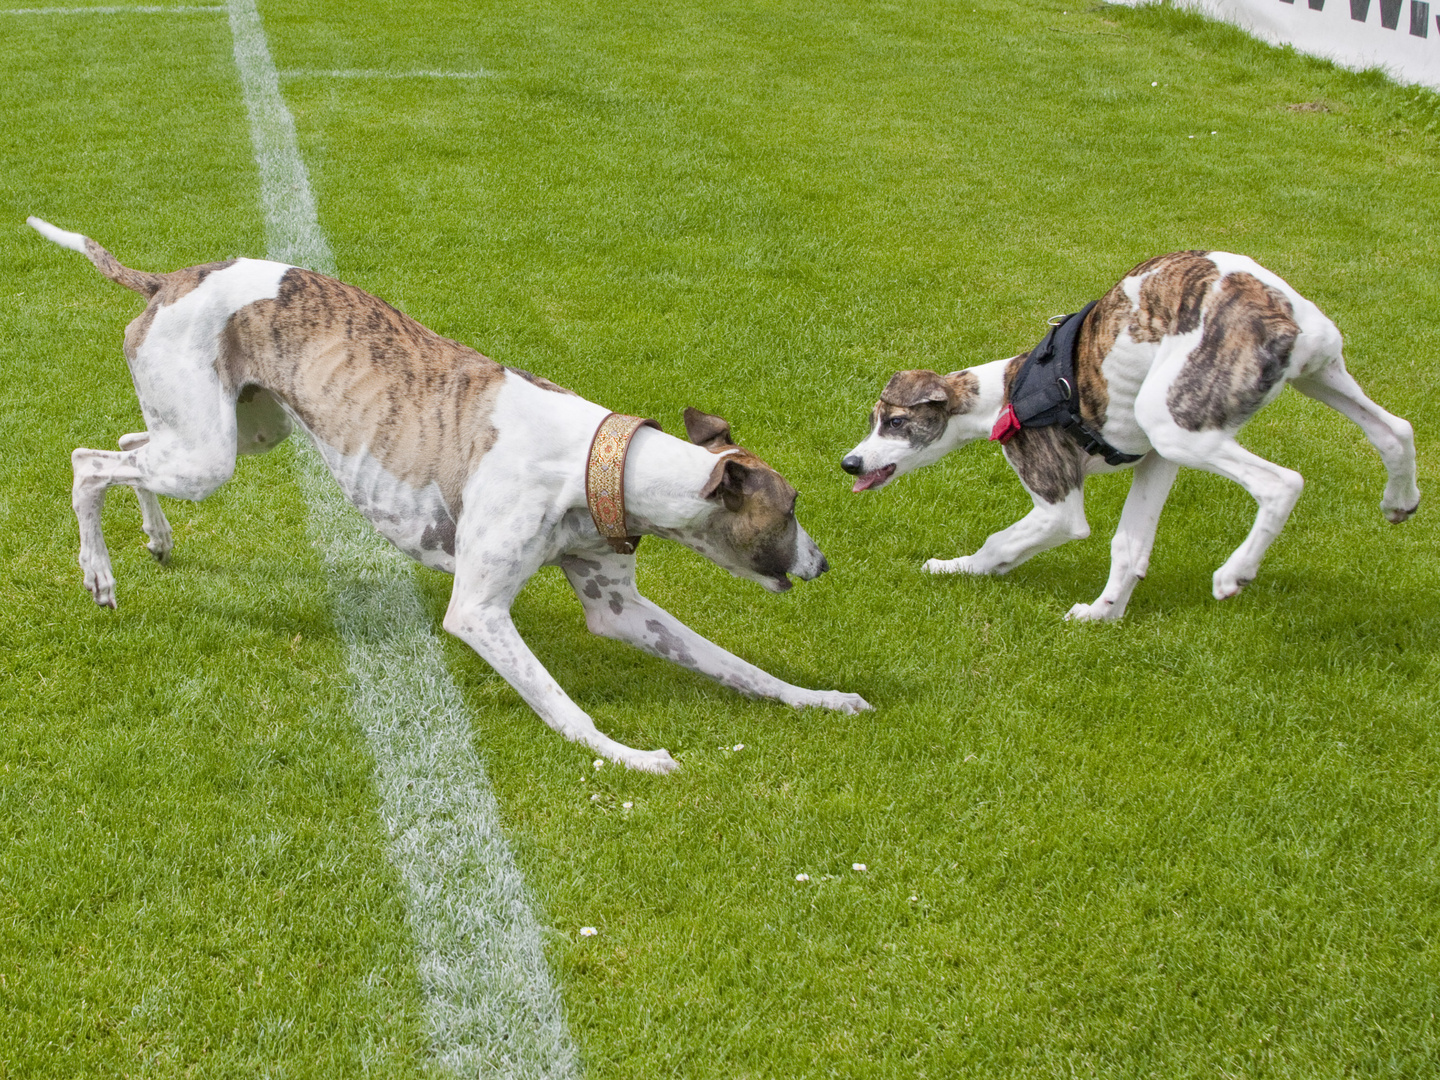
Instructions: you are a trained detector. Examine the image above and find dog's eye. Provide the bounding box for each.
[887,416,905,429]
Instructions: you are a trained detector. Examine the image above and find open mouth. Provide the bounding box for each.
[851,464,896,493]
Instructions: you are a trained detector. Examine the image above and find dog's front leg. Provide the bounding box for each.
[925,487,1089,577]
[443,528,679,774]
[1066,453,1179,622]
[561,553,871,715]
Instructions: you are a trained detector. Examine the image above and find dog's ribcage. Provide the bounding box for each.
[147,262,512,572]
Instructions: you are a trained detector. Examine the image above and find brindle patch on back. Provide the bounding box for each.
[1072,287,1131,430]
[1127,251,1218,344]
[221,268,525,512]
[1167,272,1299,432]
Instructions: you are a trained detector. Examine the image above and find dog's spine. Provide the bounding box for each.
[27,217,163,298]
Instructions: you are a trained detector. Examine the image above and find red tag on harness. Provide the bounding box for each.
[990,402,1022,444]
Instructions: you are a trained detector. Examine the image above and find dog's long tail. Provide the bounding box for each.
[27,216,164,298]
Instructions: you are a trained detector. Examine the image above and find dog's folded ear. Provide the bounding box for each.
[684,407,733,451]
[942,369,981,415]
[700,456,751,512]
[880,369,975,415]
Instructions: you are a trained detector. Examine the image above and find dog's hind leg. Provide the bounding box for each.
[1066,452,1180,622]
[1146,426,1304,601]
[72,435,238,607]
[1291,360,1419,523]
[561,553,871,714]
[925,485,1089,577]
[117,432,173,563]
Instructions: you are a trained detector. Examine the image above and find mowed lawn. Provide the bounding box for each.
[2,0,1439,1076]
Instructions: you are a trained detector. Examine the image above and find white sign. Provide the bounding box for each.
[1117,0,1440,90]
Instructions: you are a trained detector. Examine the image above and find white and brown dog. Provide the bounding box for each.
[842,251,1419,620]
[31,217,868,773]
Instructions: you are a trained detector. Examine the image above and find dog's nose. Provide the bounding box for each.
[841,454,864,475]
[816,554,830,575]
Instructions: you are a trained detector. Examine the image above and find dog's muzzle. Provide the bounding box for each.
[841,454,896,492]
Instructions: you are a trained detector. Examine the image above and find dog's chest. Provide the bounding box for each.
[306,436,459,571]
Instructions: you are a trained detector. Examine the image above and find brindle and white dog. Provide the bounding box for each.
[31,217,868,773]
[841,251,1419,620]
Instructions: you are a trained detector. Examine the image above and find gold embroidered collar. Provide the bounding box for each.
[586,412,661,555]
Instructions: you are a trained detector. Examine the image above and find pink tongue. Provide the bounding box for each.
[851,465,895,493]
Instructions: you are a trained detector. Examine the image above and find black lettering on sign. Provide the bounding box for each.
[1380,0,1402,26]
[1350,0,1371,19]
[1410,0,1429,34]
[1309,0,1324,9]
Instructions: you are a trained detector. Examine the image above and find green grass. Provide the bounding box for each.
[3,0,1439,1076]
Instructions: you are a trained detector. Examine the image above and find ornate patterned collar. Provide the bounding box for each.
[585,413,662,555]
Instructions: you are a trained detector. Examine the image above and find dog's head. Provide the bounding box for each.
[679,407,827,593]
[840,368,983,491]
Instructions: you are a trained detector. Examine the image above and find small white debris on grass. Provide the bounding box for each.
[590,794,601,802]
[733,744,744,752]
[795,873,810,882]
[909,895,919,903]
[852,863,867,872]
[622,801,633,810]
[592,759,604,770]
[579,927,597,937]
[1151,81,1158,87]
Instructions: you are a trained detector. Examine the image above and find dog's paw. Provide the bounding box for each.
[924,556,980,575]
[627,748,680,775]
[1065,600,1119,623]
[1383,496,1420,524]
[821,691,872,714]
[788,689,872,713]
[1212,567,1253,600]
[83,565,117,609]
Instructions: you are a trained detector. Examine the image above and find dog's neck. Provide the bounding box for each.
[619,426,731,531]
[942,357,1010,450]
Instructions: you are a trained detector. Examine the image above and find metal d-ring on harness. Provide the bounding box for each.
[988,300,1143,467]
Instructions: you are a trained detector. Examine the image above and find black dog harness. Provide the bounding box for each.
[988,301,1143,466]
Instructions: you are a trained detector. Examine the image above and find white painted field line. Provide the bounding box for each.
[281,68,498,80]
[226,1,580,1077]
[0,6,223,13]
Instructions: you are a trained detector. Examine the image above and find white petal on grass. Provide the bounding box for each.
[853,863,867,872]
[579,927,598,938]
[795,873,810,883]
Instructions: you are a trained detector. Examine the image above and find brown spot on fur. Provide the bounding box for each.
[221,268,517,513]
[1127,251,1218,344]
[880,370,951,409]
[1003,424,1084,505]
[945,369,980,413]
[875,368,982,450]
[684,408,733,451]
[700,453,800,580]
[1167,272,1298,432]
